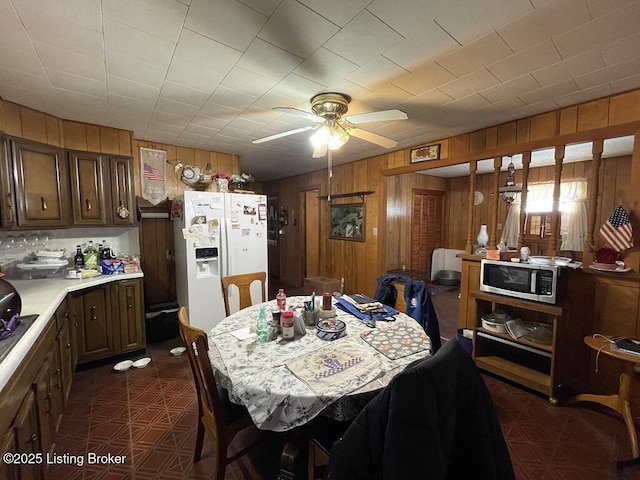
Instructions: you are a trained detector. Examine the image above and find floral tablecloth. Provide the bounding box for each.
[208,296,431,432]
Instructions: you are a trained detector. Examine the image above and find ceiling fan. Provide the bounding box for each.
[252,92,408,158]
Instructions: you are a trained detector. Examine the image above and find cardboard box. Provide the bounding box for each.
[486,250,520,261]
[304,276,341,294]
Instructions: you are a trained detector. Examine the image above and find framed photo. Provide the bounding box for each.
[410,143,440,163]
[330,203,365,242]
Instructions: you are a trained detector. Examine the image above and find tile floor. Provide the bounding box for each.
[49,283,640,479]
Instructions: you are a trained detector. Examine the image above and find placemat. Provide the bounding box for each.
[361,322,431,360]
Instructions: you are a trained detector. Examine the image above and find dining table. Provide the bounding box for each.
[207,295,432,432]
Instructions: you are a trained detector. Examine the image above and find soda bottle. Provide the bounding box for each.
[74,245,85,269]
[276,289,286,311]
[256,306,268,344]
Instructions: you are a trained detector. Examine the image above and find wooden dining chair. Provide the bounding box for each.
[178,307,259,479]
[221,271,267,316]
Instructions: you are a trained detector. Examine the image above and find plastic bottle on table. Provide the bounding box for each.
[74,245,85,269]
[282,311,294,340]
[256,306,268,344]
[276,288,287,311]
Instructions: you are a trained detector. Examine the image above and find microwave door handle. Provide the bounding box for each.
[530,271,537,293]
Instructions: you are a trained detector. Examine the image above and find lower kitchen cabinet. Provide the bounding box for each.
[74,278,145,365]
[0,429,19,480]
[12,390,44,480]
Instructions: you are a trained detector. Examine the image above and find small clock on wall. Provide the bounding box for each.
[474,191,484,206]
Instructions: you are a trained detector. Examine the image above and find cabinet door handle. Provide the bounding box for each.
[86,198,92,211]
[5,194,13,224]
[41,196,48,211]
[29,434,37,444]
[90,305,97,321]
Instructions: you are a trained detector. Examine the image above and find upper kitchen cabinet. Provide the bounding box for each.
[11,138,69,228]
[68,152,134,227]
[69,151,108,225]
[109,155,134,226]
[0,137,15,228]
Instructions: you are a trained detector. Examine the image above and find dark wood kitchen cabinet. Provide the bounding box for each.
[12,390,43,480]
[74,278,145,365]
[11,138,69,228]
[74,284,114,364]
[0,429,19,480]
[32,346,63,455]
[0,136,15,228]
[55,298,75,405]
[68,152,135,226]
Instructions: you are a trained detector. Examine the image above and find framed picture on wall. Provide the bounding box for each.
[330,203,365,241]
[410,143,440,163]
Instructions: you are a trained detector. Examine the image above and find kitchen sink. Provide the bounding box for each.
[0,314,40,364]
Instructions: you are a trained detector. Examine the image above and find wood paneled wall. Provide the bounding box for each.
[132,140,240,200]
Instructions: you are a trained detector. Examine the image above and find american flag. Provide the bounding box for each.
[143,163,164,181]
[599,205,633,252]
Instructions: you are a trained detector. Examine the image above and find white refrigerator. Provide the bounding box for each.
[173,191,268,331]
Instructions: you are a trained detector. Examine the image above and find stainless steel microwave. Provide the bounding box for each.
[480,259,563,304]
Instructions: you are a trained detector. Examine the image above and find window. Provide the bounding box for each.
[501,180,587,251]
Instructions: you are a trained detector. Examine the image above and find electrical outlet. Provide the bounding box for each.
[372,227,377,236]
[497,223,503,230]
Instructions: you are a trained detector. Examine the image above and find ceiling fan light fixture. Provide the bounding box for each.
[310,123,349,151]
[328,127,349,150]
[310,125,330,148]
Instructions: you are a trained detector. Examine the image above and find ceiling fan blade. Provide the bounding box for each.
[312,143,328,158]
[273,107,324,122]
[252,126,317,144]
[343,109,408,124]
[348,128,398,148]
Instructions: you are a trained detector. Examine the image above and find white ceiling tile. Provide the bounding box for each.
[183,124,219,136]
[294,48,358,85]
[166,30,242,92]
[198,101,242,119]
[434,0,533,45]
[518,78,577,104]
[362,84,413,109]
[479,74,540,103]
[258,0,340,58]
[107,94,154,123]
[191,114,232,129]
[143,129,180,143]
[553,83,613,107]
[391,62,455,95]
[104,20,175,69]
[252,91,302,110]
[208,86,258,110]
[270,73,327,104]
[219,125,252,139]
[574,58,640,89]
[45,69,107,98]
[0,46,44,77]
[367,0,448,37]
[150,112,190,130]
[220,67,277,97]
[554,2,640,58]
[159,81,210,107]
[488,41,562,82]
[324,10,403,66]
[498,0,591,53]
[0,67,49,93]
[346,56,407,91]
[107,76,160,104]
[106,51,167,88]
[532,49,605,86]
[587,0,639,18]
[185,0,266,51]
[236,38,303,81]
[237,0,281,16]
[439,69,500,99]
[226,116,265,133]
[610,73,640,93]
[155,98,200,117]
[175,132,209,146]
[322,79,372,99]
[0,1,35,52]
[400,89,455,111]
[35,42,105,82]
[436,32,513,77]
[237,106,283,125]
[298,0,371,27]
[102,0,187,43]
[601,31,640,65]
[13,0,102,33]
[382,29,459,72]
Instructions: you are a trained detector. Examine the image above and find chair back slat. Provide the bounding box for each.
[221,272,267,316]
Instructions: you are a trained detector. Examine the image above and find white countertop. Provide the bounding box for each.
[0,272,144,394]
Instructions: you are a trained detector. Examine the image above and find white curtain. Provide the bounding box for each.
[500,193,521,249]
[512,180,588,252]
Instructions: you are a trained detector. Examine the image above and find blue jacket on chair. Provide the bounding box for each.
[374,274,441,353]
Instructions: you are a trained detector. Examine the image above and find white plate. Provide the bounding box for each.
[17,259,68,269]
[588,263,631,273]
[170,346,186,356]
[132,357,151,368]
[113,360,133,372]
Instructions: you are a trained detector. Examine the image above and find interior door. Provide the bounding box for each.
[410,189,444,274]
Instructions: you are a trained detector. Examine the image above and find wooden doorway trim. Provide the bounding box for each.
[299,186,321,284]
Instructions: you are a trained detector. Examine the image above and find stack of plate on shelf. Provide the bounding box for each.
[481,311,509,333]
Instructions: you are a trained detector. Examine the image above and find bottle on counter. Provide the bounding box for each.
[83,241,98,270]
[281,311,294,340]
[256,306,268,344]
[74,245,85,269]
[276,288,287,311]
